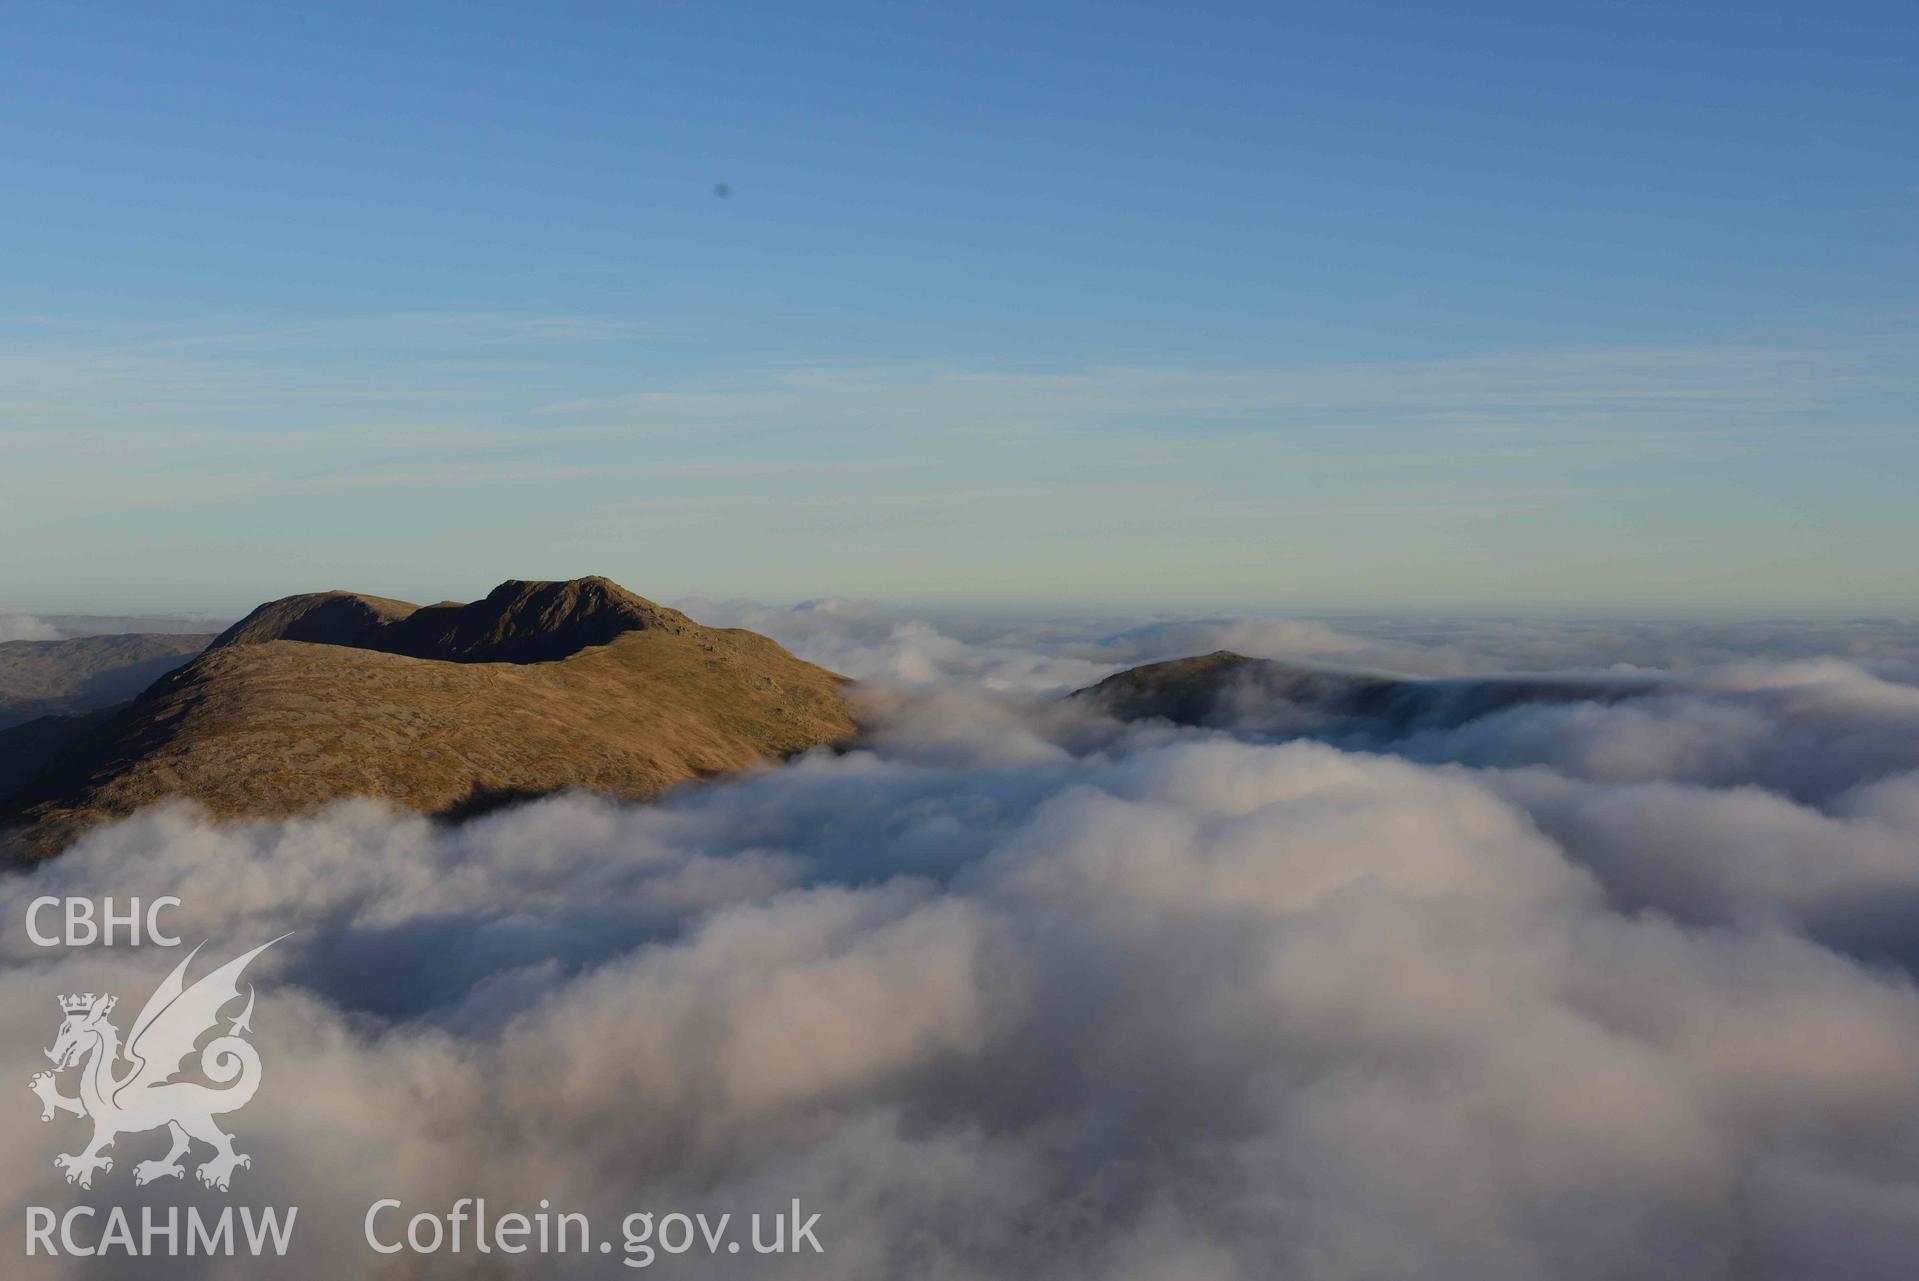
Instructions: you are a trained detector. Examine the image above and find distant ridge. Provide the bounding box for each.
[1072,650,1655,735]
[0,632,212,730]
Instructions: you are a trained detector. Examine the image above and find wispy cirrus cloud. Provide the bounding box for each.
[2,315,1914,613]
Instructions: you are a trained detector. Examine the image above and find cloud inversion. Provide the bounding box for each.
[5,610,1918,1279]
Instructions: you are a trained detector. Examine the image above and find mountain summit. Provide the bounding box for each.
[3,577,854,857]
[210,575,687,664]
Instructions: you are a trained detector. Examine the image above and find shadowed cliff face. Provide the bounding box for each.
[2,578,854,858]
[209,575,687,664]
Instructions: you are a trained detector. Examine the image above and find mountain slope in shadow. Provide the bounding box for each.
[1071,650,1655,739]
[0,632,213,730]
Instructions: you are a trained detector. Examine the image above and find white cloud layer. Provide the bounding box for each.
[0,616,62,643]
[5,609,1919,1278]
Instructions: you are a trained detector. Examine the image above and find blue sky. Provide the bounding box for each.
[3,0,1914,616]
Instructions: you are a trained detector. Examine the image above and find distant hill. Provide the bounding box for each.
[0,632,213,730]
[1071,650,1653,736]
[2,578,853,859]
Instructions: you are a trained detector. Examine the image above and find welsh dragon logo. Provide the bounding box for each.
[29,937,286,1191]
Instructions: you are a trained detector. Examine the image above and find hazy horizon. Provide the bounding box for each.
[4,591,1916,641]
